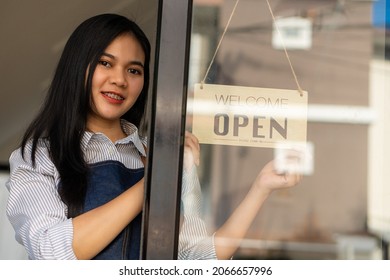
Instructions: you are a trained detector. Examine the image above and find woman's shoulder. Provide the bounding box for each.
[9,138,53,173]
[11,138,49,156]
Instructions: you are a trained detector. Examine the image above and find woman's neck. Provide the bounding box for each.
[86,117,126,143]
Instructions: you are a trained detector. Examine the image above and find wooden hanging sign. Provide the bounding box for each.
[191,83,308,148]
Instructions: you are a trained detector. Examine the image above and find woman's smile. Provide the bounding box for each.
[101,91,125,104]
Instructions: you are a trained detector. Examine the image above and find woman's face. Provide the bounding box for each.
[88,33,145,126]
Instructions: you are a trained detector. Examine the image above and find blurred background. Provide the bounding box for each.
[1,0,389,260]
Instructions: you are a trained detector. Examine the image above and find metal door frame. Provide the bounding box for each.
[141,0,193,260]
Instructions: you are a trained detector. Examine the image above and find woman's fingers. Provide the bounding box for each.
[184,131,200,166]
[255,160,302,193]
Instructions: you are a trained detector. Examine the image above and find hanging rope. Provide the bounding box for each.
[265,0,304,96]
[201,0,240,88]
[201,0,304,96]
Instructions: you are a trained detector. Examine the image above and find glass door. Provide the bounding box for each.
[176,0,390,260]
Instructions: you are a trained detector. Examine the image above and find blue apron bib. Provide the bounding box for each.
[83,160,144,260]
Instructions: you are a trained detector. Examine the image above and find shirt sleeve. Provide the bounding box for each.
[5,142,77,260]
[178,165,217,260]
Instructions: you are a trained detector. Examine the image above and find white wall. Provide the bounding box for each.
[368,59,390,242]
[0,172,28,259]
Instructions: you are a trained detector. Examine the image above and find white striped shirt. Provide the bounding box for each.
[5,120,217,260]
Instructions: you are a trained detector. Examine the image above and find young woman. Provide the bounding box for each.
[6,14,301,260]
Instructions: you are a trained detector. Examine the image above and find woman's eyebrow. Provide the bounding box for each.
[101,52,144,68]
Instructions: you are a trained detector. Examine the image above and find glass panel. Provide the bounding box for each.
[180,0,389,260]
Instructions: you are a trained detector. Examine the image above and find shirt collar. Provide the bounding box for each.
[81,119,147,157]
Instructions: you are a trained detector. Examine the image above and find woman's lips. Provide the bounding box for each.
[101,91,125,104]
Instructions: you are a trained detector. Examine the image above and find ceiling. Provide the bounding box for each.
[0,0,158,164]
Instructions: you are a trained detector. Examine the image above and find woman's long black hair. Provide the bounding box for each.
[21,14,151,218]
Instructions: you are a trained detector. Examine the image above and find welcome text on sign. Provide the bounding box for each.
[215,94,289,109]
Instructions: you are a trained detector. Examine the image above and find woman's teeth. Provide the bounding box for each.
[103,92,124,100]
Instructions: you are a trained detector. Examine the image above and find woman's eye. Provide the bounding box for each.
[128,68,142,75]
[98,60,111,67]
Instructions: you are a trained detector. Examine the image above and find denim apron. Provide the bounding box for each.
[83,160,144,260]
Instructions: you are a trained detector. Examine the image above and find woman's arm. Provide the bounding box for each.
[214,161,301,260]
[182,132,301,260]
[6,142,146,260]
[72,178,144,260]
[146,131,301,261]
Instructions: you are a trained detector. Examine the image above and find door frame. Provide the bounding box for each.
[141,0,193,260]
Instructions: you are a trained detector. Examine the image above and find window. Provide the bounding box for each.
[174,0,390,260]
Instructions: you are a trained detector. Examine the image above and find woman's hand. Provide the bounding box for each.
[252,160,302,197]
[183,131,200,171]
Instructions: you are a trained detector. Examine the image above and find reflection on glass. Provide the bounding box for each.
[179,0,389,260]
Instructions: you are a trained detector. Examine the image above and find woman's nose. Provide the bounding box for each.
[110,69,127,88]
